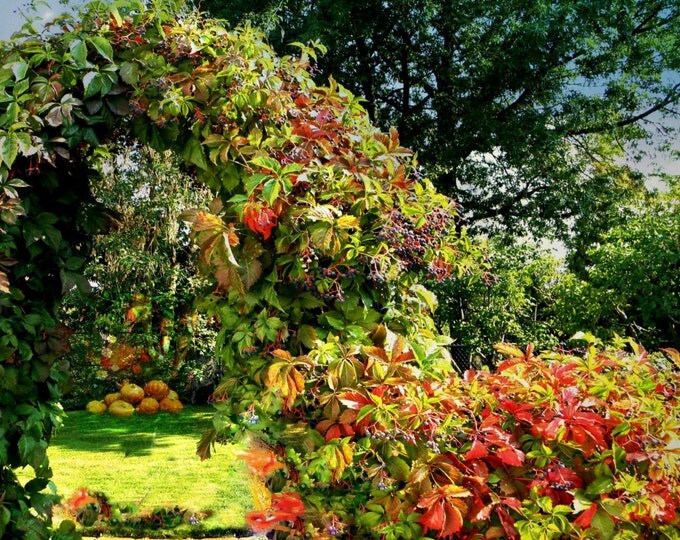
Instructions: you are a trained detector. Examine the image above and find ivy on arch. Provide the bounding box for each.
[0,0,476,537]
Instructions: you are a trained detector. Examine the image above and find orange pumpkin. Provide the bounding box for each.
[144,380,170,400]
[137,397,160,415]
[120,383,145,404]
[109,400,134,417]
[104,392,121,406]
[86,400,107,414]
[160,397,183,414]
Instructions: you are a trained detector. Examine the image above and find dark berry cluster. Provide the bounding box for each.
[288,249,360,303]
[377,208,453,275]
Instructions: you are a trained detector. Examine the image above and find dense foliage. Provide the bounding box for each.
[0,2,677,539]
[242,340,680,539]
[434,240,565,364]
[197,0,680,236]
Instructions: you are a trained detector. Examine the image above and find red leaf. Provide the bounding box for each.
[442,502,464,537]
[496,506,519,540]
[573,502,598,529]
[243,203,277,240]
[418,501,445,532]
[325,424,342,441]
[464,439,489,461]
[496,447,524,467]
[338,390,371,410]
[503,497,522,511]
[570,425,587,445]
[271,492,305,516]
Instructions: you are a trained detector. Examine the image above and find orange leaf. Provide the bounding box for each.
[240,448,286,477]
[271,492,305,516]
[442,502,464,537]
[68,488,97,510]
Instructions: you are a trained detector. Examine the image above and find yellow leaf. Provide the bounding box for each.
[336,215,359,229]
[494,342,524,358]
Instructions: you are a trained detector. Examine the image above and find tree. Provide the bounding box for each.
[434,239,565,365]
[554,186,680,347]
[196,0,680,236]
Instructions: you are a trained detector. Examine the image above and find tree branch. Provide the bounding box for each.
[568,83,680,136]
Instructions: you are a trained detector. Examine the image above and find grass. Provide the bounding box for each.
[21,406,254,538]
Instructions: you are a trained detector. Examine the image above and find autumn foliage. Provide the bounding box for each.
[0,1,678,539]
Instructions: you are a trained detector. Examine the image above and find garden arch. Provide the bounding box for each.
[0,1,470,537]
[1,2,678,539]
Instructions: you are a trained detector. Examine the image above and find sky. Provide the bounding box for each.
[0,0,76,41]
[0,0,677,180]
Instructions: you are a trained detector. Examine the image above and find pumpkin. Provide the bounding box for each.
[144,380,169,400]
[137,397,160,415]
[167,390,179,401]
[109,400,134,418]
[86,400,107,414]
[160,397,183,414]
[120,382,145,403]
[104,392,121,406]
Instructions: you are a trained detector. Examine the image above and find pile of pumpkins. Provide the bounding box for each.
[86,380,184,417]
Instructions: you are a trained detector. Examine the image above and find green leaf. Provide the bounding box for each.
[18,434,36,464]
[69,39,88,68]
[238,255,262,289]
[11,61,28,81]
[82,71,102,99]
[119,61,140,85]
[298,325,319,349]
[590,508,614,540]
[386,456,410,481]
[182,136,208,170]
[0,506,10,535]
[0,134,19,167]
[89,36,114,62]
[107,95,130,116]
[262,178,281,205]
[586,475,614,496]
[357,511,383,527]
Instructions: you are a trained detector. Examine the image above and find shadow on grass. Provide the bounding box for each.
[52,406,215,455]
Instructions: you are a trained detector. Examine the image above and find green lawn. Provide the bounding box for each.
[27,406,254,538]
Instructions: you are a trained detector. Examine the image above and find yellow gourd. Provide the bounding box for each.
[109,400,134,417]
[104,392,121,406]
[120,383,144,404]
[86,400,107,414]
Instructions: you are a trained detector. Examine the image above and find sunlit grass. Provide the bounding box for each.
[21,406,253,538]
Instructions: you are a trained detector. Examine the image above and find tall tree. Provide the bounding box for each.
[196,0,680,235]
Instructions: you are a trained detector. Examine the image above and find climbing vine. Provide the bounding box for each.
[0,1,677,539]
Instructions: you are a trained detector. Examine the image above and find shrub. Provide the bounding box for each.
[237,339,679,538]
